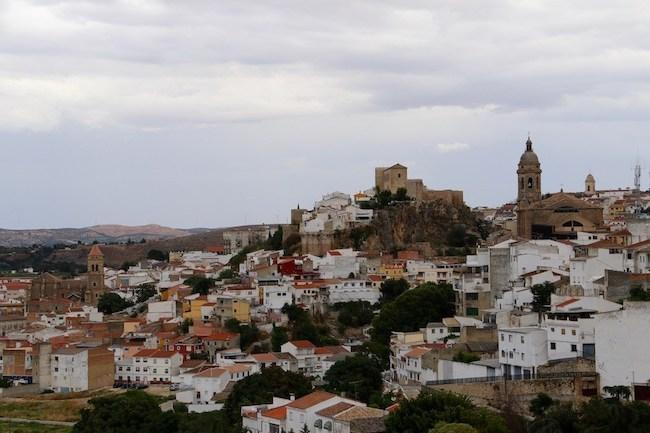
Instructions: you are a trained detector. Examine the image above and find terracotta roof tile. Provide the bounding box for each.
[287,391,336,410]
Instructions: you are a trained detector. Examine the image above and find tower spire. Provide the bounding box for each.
[526,134,533,151]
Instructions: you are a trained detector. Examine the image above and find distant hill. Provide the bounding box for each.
[0,224,210,247]
[0,224,278,270]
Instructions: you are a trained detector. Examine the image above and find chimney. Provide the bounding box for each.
[289,393,295,401]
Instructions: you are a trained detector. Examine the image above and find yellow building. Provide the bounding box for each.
[379,263,406,280]
[214,295,250,325]
[182,295,209,322]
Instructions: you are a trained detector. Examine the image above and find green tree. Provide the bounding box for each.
[223,366,312,424]
[271,325,289,352]
[603,385,631,401]
[147,249,168,261]
[184,275,216,295]
[529,393,554,417]
[531,282,556,313]
[136,283,156,303]
[74,390,178,433]
[179,318,193,334]
[97,293,133,314]
[324,354,382,403]
[266,226,284,251]
[217,268,236,280]
[393,187,411,202]
[452,352,480,364]
[430,423,478,433]
[385,390,507,433]
[629,285,650,301]
[447,224,469,247]
[372,283,455,345]
[335,301,374,328]
[380,278,410,304]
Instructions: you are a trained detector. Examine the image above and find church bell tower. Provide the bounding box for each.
[86,245,105,306]
[517,136,542,205]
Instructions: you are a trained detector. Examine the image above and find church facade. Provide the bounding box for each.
[28,245,106,312]
[515,138,604,239]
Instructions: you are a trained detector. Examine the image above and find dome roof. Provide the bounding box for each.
[518,137,540,166]
[585,173,595,182]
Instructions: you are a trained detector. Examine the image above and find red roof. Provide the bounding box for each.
[133,349,178,358]
[88,245,104,257]
[288,391,336,410]
[555,298,579,308]
[262,405,288,420]
[289,340,316,349]
[202,332,237,342]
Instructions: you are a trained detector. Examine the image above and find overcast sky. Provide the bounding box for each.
[2,0,650,229]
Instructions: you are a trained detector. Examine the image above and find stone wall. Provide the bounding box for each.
[428,375,597,415]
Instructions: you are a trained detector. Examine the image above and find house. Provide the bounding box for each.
[118,349,183,385]
[50,344,114,393]
[202,332,240,363]
[595,302,650,398]
[207,294,251,324]
[498,327,548,379]
[242,390,387,433]
[146,300,177,323]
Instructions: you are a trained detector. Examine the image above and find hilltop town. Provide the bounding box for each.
[3,138,650,433]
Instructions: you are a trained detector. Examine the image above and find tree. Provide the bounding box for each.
[324,354,382,403]
[372,283,455,345]
[393,187,411,202]
[184,276,216,295]
[97,293,133,314]
[225,318,241,333]
[300,424,310,433]
[136,283,156,304]
[430,423,478,433]
[447,224,469,248]
[531,282,556,313]
[629,285,650,301]
[271,325,289,352]
[335,301,374,328]
[452,352,480,364]
[179,318,193,334]
[74,390,178,433]
[223,366,312,424]
[266,226,284,251]
[603,385,631,401]
[147,249,168,261]
[380,278,410,304]
[529,393,554,417]
[217,268,236,281]
[385,390,507,433]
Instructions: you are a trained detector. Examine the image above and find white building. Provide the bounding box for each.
[498,327,548,378]
[327,279,381,305]
[146,300,177,323]
[119,349,183,385]
[594,302,650,396]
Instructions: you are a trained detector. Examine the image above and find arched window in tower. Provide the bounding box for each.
[527,177,534,189]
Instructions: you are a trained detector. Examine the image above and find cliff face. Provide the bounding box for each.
[363,200,481,254]
[298,200,484,256]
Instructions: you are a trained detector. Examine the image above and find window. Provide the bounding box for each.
[571,329,576,336]
[571,344,577,352]
[561,329,566,335]
[508,335,512,342]
[550,342,556,350]
[521,336,525,344]
[521,353,525,361]
[500,334,504,341]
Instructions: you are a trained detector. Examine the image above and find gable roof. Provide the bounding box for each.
[287,391,336,410]
[261,405,288,420]
[88,245,104,257]
[289,340,316,349]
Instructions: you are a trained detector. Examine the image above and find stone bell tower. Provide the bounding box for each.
[86,244,105,306]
